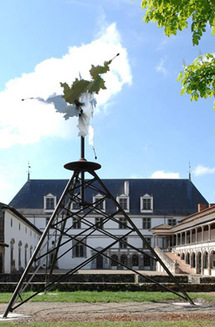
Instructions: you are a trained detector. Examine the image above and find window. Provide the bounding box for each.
[95,217,104,229]
[18,241,22,270]
[73,217,81,229]
[46,198,54,209]
[117,195,129,212]
[143,254,151,267]
[140,194,153,212]
[143,237,151,249]
[143,218,151,230]
[111,254,118,266]
[72,239,86,258]
[25,244,28,267]
[132,254,139,266]
[119,217,127,229]
[168,218,177,226]
[120,254,128,266]
[44,194,56,211]
[119,237,127,249]
[93,194,106,211]
[10,239,15,271]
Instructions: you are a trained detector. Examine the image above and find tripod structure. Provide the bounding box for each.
[3,137,194,317]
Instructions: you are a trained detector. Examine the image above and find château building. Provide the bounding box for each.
[8,178,208,271]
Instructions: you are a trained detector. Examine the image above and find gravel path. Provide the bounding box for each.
[1,299,215,323]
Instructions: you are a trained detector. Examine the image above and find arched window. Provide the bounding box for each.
[25,244,28,267]
[10,239,15,272]
[18,241,22,271]
[185,252,190,265]
[191,252,196,268]
[143,254,151,267]
[30,246,33,258]
[111,254,118,266]
[210,251,215,268]
[132,254,139,267]
[203,252,208,269]
[197,252,202,274]
[120,255,128,266]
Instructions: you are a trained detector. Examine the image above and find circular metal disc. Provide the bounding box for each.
[64,160,101,171]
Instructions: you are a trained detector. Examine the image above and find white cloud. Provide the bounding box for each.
[193,164,215,176]
[155,57,168,76]
[0,23,132,149]
[151,170,180,179]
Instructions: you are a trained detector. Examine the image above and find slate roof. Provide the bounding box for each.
[9,178,208,216]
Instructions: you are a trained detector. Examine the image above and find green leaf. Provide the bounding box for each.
[90,61,110,79]
[88,75,106,94]
[177,71,183,82]
[61,79,91,104]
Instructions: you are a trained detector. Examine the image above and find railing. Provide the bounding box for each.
[154,246,180,274]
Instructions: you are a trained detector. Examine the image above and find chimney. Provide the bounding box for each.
[124,181,129,196]
[209,203,215,208]
[198,203,207,212]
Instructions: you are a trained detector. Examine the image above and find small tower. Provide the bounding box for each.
[27,162,31,181]
[188,162,192,181]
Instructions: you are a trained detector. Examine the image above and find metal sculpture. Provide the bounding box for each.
[3,58,194,318]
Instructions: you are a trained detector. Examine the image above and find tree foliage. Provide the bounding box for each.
[177,54,215,109]
[141,0,215,110]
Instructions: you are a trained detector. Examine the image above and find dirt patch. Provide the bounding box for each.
[1,299,215,323]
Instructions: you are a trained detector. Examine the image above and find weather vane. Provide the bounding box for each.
[22,54,119,158]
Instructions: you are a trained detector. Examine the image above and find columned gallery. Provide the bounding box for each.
[151,204,215,275]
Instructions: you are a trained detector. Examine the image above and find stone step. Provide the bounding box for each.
[166,252,196,274]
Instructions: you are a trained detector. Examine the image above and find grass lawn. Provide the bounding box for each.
[0,290,215,303]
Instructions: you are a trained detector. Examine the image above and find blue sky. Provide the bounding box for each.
[0,0,214,205]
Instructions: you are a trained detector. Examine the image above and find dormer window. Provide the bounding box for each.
[140,194,153,212]
[93,194,106,212]
[44,194,56,212]
[117,195,129,212]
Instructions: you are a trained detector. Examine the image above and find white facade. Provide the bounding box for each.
[2,205,41,273]
[21,208,184,270]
